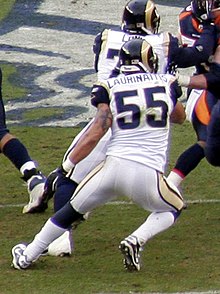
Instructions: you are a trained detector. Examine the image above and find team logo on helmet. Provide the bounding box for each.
[119,39,158,74]
[122,0,160,34]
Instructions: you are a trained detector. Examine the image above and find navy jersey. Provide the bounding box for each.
[205,62,220,95]
[169,5,217,72]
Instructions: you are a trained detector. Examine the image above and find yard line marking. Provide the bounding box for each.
[1,198,220,208]
[107,199,220,205]
[97,291,220,294]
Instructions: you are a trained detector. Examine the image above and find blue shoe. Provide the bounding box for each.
[11,244,31,270]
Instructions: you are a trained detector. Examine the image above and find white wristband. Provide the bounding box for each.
[177,75,190,87]
[62,158,75,172]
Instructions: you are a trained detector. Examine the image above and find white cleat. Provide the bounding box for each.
[47,231,74,257]
[11,244,31,270]
[23,173,47,214]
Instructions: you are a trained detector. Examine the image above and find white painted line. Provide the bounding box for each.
[139,292,220,294]
[1,199,220,208]
[107,199,220,205]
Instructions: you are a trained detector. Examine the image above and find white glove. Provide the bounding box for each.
[176,73,190,87]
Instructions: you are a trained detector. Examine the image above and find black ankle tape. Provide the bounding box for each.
[22,168,38,182]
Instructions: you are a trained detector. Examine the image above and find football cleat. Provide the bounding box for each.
[119,235,141,271]
[11,244,31,270]
[23,173,47,214]
[47,230,74,257]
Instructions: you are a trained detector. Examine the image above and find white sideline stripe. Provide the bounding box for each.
[98,292,220,294]
[107,199,220,205]
[1,198,220,208]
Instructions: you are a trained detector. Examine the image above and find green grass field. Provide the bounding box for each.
[0,1,220,294]
[0,124,219,294]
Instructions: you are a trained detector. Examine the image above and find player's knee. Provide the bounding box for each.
[205,146,220,167]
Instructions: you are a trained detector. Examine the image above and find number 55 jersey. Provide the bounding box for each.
[91,72,181,173]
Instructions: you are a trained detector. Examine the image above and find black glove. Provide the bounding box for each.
[167,61,178,75]
[42,168,60,201]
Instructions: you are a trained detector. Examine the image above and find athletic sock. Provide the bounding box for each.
[24,218,66,262]
[167,143,205,186]
[130,211,176,247]
[2,138,34,171]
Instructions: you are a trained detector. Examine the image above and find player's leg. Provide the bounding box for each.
[167,90,217,187]
[42,128,111,255]
[43,173,78,256]
[205,100,220,166]
[0,68,46,213]
[120,166,184,271]
[11,158,116,269]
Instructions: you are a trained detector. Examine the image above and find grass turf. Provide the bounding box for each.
[0,125,219,294]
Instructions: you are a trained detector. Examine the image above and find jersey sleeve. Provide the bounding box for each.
[169,24,216,68]
[204,62,220,96]
[93,29,111,73]
[93,32,103,73]
[179,9,201,46]
[91,83,110,107]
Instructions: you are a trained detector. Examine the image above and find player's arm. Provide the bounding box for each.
[177,45,220,91]
[169,23,216,68]
[169,77,186,124]
[170,101,186,124]
[65,103,112,168]
[61,84,112,172]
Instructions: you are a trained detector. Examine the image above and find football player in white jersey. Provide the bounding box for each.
[40,0,172,256]
[11,38,185,271]
[41,0,214,257]
[44,0,215,220]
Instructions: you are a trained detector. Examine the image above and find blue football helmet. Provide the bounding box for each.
[119,38,158,74]
[121,0,160,34]
[191,0,214,21]
[212,0,220,9]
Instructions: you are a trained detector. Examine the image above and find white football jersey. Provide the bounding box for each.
[65,30,176,183]
[93,72,179,173]
[95,29,172,80]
